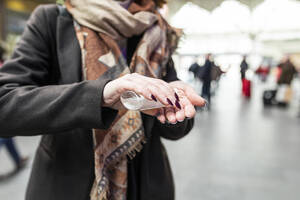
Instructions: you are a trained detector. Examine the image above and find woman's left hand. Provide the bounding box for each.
[143,81,206,124]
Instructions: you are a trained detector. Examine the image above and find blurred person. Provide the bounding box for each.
[0,138,29,174]
[277,56,297,86]
[240,56,251,98]
[0,46,29,176]
[0,1,205,200]
[188,56,200,79]
[210,63,225,97]
[211,62,224,82]
[240,55,248,80]
[255,62,270,82]
[201,54,213,104]
[275,56,298,106]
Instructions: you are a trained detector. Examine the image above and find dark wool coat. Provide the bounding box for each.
[0,5,194,200]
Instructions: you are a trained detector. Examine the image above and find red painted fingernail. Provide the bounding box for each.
[175,100,181,109]
[167,98,173,106]
[175,92,180,102]
[151,94,157,102]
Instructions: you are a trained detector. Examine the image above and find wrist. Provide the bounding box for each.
[103,79,125,108]
[103,80,116,106]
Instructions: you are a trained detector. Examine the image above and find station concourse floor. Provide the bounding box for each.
[1,69,300,200]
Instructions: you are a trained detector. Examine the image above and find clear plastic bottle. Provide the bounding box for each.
[120,91,165,111]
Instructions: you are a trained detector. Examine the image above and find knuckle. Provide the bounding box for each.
[123,74,132,80]
[131,73,140,77]
[135,86,143,93]
[148,84,157,91]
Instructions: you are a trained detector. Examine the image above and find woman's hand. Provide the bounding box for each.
[154,81,206,124]
[169,80,206,107]
[103,73,179,109]
[103,74,206,124]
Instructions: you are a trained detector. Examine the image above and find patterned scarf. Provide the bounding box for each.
[65,0,180,199]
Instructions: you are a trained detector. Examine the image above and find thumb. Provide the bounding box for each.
[185,87,206,107]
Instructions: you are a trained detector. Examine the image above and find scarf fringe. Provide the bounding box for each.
[99,190,108,200]
[127,137,147,160]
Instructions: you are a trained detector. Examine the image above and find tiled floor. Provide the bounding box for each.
[0,136,40,200]
[1,68,300,200]
[164,69,300,200]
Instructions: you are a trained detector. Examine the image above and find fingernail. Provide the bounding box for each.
[178,119,184,122]
[175,100,181,109]
[175,92,180,102]
[155,111,161,117]
[167,98,173,106]
[151,94,157,102]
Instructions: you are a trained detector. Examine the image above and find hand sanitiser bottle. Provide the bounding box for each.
[120,91,165,111]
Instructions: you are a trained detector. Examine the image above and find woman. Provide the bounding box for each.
[277,56,297,86]
[0,0,205,199]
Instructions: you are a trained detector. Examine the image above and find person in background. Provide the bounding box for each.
[0,45,28,177]
[277,56,297,86]
[188,56,200,79]
[0,138,29,176]
[240,55,248,80]
[240,55,251,98]
[255,61,270,82]
[275,56,298,106]
[201,53,213,104]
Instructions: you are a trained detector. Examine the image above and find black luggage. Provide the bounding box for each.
[263,90,277,106]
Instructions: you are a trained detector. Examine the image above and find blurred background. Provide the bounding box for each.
[1,0,300,199]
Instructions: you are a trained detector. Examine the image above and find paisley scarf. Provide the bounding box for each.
[65,0,180,199]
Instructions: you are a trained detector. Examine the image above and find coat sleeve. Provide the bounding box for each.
[152,58,194,140]
[0,6,117,137]
[153,118,194,141]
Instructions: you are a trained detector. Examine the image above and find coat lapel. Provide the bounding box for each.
[56,8,82,84]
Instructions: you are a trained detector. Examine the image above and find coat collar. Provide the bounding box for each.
[56,6,82,84]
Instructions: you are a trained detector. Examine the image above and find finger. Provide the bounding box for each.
[156,108,166,124]
[172,81,206,107]
[122,74,154,101]
[146,84,174,106]
[184,103,196,119]
[165,107,177,124]
[171,89,185,121]
[175,105,185,122]
[185,87,206,107]
[127,74,175,106]
[180,94,196,119]
[132,73,177,105]
[146,78,178,105]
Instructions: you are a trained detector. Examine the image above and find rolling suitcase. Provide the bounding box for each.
[242,78,251,98]
[263,90,277,106]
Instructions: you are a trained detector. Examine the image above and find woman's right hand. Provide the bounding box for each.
[102,73,179,110]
